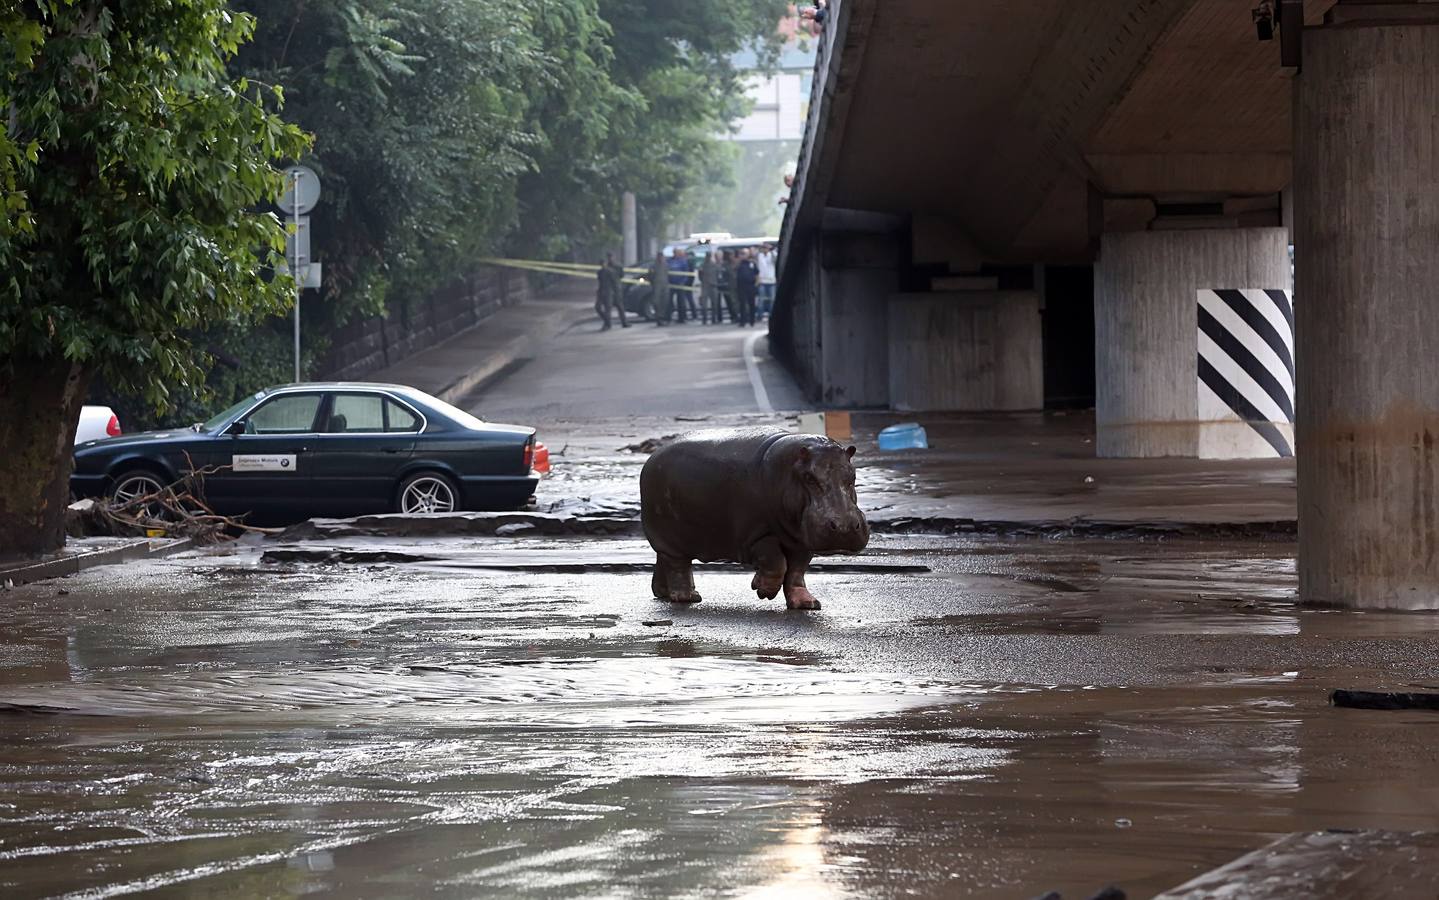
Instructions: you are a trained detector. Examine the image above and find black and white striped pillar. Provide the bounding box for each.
[1095,228,1292,459]
[1196,288,1295,458]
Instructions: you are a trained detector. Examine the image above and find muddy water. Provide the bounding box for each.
[2,537,1439,897]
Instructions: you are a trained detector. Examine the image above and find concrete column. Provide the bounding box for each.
[621,192,637,265]
[1294,15,1439,609]
[1094,228,1291,458]
[889,292,1043,411]
[816,231,900,408]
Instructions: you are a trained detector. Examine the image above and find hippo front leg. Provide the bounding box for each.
[748,537,787,601]
[782,551,820,610]
[653,553,702,603]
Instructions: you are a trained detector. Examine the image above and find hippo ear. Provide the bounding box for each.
[845,445,856,459]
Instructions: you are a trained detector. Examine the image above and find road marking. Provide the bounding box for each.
[744,331,774,414]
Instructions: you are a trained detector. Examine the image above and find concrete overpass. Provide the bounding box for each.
[771,0,1439,609]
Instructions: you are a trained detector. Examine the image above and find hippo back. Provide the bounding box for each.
[641,427,790,563]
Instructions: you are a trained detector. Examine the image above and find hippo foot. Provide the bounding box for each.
[665,589,703,604]
[751,572,783,601]
[784,586,821,610]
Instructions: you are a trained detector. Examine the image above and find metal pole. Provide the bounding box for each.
[291,171,302,383]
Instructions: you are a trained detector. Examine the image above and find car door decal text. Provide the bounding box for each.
[232,454,298,472]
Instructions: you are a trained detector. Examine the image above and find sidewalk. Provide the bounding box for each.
[850,411,1297,533]
[368,279,594,402]
[0,536,194,586]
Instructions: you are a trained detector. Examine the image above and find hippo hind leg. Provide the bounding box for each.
[654,553,702,603]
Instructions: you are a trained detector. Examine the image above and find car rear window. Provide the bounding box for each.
[328,394,385,432]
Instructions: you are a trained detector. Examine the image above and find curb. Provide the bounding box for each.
[0,537,194,587]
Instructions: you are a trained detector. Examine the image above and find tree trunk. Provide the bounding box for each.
[0,358,91,559]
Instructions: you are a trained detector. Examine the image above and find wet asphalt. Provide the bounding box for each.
[3,322,1438,898]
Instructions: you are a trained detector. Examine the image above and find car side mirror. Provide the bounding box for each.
[226,419,247,435]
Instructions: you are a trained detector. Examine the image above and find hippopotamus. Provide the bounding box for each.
[640,427,869,610]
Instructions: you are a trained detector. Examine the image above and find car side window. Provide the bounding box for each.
[247,394,322,434]
[385,399,421,433]
[328,393,385,433]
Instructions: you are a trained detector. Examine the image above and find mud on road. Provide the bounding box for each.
[3,533,1439,898]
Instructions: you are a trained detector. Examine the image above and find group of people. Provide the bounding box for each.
[594,244,778,331]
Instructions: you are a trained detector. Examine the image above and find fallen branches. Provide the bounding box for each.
[75,456,281,543]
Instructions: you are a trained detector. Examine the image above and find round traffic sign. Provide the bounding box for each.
[278,165,321,215]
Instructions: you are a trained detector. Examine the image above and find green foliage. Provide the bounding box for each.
[231,0,557,323]
[98,321,317,432]
[228,0,789,301]
[0,0,311,412]
[4,0,790,426]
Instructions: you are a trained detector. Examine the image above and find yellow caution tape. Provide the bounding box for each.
[479,257,704,292]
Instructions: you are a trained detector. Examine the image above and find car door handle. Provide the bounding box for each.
[380,447,401,454]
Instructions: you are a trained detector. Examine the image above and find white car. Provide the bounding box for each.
[75,405,122,444]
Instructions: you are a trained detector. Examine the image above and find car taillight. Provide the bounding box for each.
[106,414,122,437]
[522,438,534,473]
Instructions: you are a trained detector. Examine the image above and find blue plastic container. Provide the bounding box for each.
[877,422,928,451]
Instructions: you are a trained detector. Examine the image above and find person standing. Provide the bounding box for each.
[649,252,670,325]
[756,243,777,320]
[596,252,627,330]
[698,250,719,325]
[719,250,738,324]
[735,249,760,327]
[667,248,694,324]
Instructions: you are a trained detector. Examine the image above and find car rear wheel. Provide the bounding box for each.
[397,472,459,515]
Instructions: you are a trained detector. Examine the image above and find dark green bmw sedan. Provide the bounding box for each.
[71,383,538,518]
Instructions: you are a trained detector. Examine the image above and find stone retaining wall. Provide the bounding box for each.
[320,267,532,381]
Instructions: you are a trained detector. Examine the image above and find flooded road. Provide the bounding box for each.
[4,535,1439,897]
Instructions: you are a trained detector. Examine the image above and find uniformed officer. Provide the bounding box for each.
[596,252,627,330]
[649,252,670,325]
[698,250,719,325]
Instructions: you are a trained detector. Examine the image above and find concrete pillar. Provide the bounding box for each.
[1095,228,1291,458]
[889,292,1043,411]
[1294,14,1439,609]
[816,231,900,408]
[621,192,637,265]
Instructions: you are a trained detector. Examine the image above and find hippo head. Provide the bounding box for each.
[787,441,870,554]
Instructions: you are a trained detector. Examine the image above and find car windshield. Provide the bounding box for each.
[200,393,265,432]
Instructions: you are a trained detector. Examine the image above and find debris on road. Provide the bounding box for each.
[69,463,278,545]
[1331,689,1439,711]
[621,434,680,454]
[642,619,673,627]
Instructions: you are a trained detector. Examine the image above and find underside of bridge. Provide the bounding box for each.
[772,0,1439,609]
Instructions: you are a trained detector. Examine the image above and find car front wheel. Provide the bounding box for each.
[397,472,459,515]
[109,470,167,507]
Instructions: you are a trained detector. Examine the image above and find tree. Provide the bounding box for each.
[0,0,308,557]
[589,0,788,237]
[231,0,560,323]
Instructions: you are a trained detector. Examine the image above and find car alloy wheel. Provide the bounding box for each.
[400,474,457,515]
[110,472,166,507]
